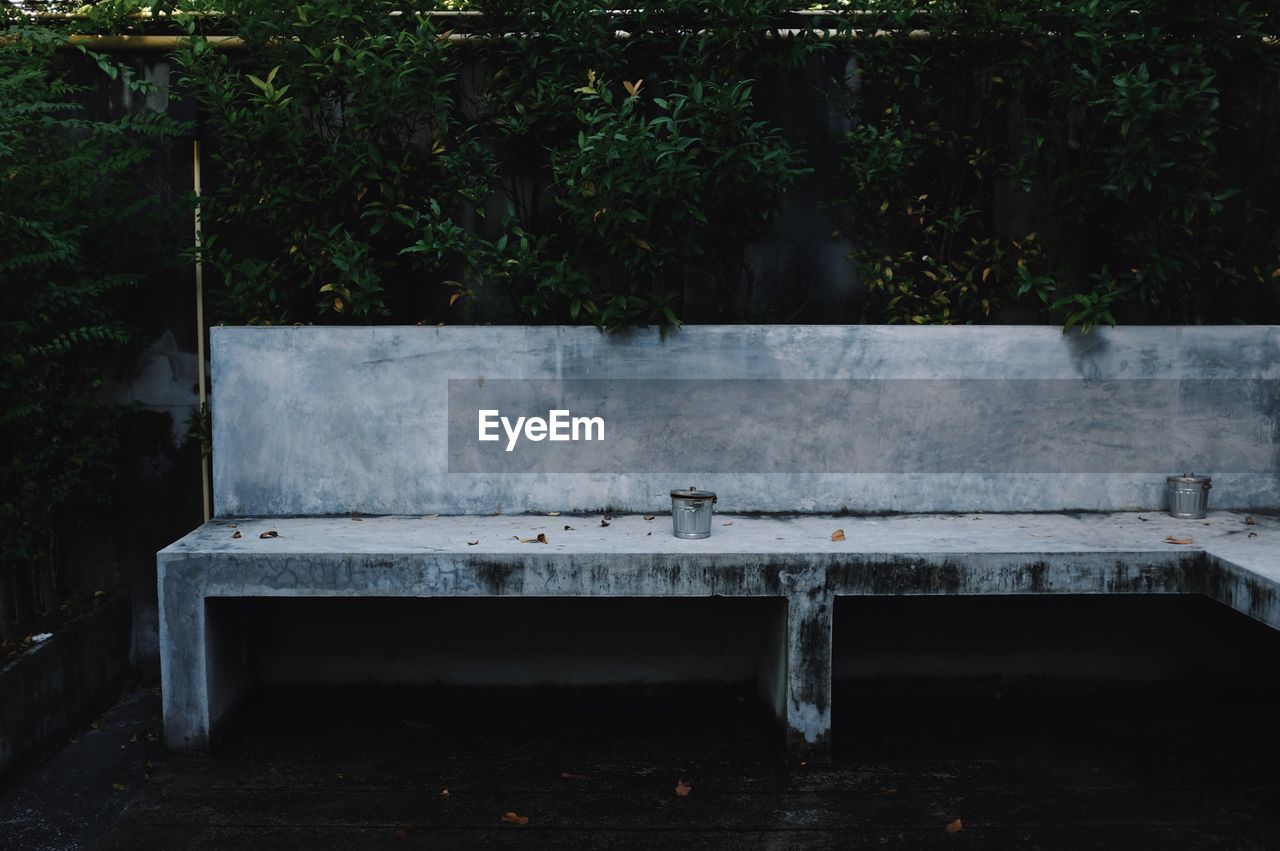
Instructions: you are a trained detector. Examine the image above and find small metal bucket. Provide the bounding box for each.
[671,487,717,539]
[1167,473,1211,519]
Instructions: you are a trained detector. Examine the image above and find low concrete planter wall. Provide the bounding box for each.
[0,595,132,783]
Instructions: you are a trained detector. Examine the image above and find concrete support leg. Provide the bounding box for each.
[158,562,212,752]
[784,592,833,757]
[159,560,253,753]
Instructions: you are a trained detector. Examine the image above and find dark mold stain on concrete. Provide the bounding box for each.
[469,560,521,595]
[1198,556,1278,624]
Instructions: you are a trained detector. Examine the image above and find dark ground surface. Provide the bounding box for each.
[4,677,1268,850]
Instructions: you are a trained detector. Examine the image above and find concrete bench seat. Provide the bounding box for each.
[159,325,1280,756]
[160,510,1280,753]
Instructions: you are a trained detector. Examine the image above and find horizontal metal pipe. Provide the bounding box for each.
[25,28,937,52]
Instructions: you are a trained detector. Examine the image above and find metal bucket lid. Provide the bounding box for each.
[1167,473,1211,487]
[671,487,717,500]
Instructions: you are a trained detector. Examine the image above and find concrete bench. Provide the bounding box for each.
[159,325,1280,755]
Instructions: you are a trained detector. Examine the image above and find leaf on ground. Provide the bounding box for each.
[516,534,549,544]
[560,771,588,780]
[546,511,561,516]
[351,515,363,521]
[643,514,655,521]
[564,525,574,531]
[945,818,963,833]
[1245,516,1256,525]
[1249,531,1258,538]
[467,540,479,546]
[112,782,126,791]
[1165,535,1193,545]
[424,514,440,518]
[231,531,242,539]
[600,517,611,527]
[722,521,733,526]
[440,788,450,796]
[675,779,692,797]
[831,529,846,542]
[259,530,279,539]
[501,812,530,826]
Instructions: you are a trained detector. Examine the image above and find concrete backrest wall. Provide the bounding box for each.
[210,325,1280,516]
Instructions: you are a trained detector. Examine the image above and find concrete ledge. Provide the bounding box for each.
[0,596,133,783]
[158,511,1279,756]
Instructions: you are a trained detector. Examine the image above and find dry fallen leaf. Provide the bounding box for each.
[1249,531,1258,538]
[231,531,242,539]
[546,511,561,516]
[516,534,550,544]
[560,772,588,781]
[1165,535,1194,546]
[501,812,530,826]
[564,525,574,531]
[945,818,963,833]
[259,530,279,539]
[537,533,548,544]
[440,788,450,797]
[1245,516,1256,525]
[112,782,126,791]
[722,521,734,527]
[643,514,655,521]
[600,518,611,527]
[831,529,846,542]
[351,515,362,522]
[467,540,479,546]
[675,779,692,797]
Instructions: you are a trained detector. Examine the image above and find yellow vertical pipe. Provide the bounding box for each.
[194,139,211,522]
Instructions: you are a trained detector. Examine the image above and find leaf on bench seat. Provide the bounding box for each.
[259,530,279,539]
[831,529,846,542]
[1165,535,1193,545]
[231,531,241,539]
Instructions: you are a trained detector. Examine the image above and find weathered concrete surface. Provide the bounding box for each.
[158,511,1280,755]
[0,597,133,782]
[210,325,1280,516]
[0,687,164,851]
